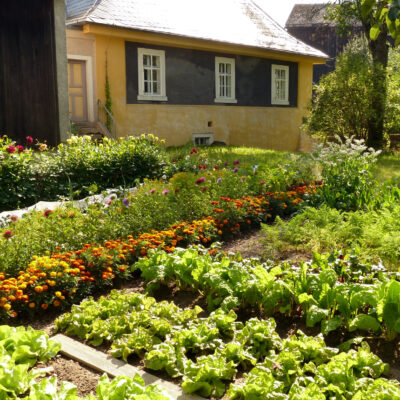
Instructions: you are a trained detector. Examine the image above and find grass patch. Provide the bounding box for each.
[167,144,290,170]
[373,152,400,182]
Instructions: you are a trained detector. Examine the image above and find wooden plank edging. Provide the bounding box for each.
[52,334,203,400]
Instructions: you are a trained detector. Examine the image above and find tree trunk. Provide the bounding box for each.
[364,23,389,149]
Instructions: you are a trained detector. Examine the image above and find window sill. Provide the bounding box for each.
[214,98,238,104]
[271,100,290,106]
[137,95,168,102]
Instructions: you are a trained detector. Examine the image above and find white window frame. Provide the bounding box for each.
[193,133,214,146]
[271,64,289,105]
[214,57,237,104]
[137,48,167,101]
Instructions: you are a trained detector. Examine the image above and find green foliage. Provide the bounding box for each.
[104,57,113,134]
[309,137,381,210]
[26,374,170,400]
[0,135,165,211]
[56,287,400,398]
[0,325,60,399]
[261,204,400,268]
[304,37,375,141]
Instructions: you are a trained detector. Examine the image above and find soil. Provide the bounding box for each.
[37,355,103,397]
[221,230,266,260]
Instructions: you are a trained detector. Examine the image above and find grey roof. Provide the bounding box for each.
[66,0,328,59]
[286,3,332,28]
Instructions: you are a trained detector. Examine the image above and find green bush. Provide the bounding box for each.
[0,135,166,211]
[308,137,380,210]
[304,36,400,142]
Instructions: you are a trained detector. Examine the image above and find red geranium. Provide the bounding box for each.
[6,145,15,154]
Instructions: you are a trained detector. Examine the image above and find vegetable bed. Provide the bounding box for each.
[55,290,400,399]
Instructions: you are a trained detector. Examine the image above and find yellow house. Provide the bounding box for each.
[66,0,327,151]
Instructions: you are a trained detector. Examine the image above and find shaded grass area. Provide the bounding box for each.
[373,152,400,182]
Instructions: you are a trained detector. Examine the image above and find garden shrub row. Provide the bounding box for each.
[0,135,165,211]
[0,184,315,319]
[55,290,400,399]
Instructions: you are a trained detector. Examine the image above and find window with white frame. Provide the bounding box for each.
[271,64,289,105]
[215,57,237,103]
[137,48,167,101]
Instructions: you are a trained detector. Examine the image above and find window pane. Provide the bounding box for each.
[219,63,224,74]
[226,85,231,98]
[152,55,160,67]
[144,81,150,93]
[153,81,159,94]
[226,63,231,74]
[143,55,150,66]
[144,68,150,80]
[152,69,160,82]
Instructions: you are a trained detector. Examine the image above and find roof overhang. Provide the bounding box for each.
[80,23,328,64]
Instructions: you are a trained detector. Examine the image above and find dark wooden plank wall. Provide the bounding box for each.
[0,0,60,146]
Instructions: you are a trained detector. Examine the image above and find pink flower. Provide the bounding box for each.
[162,189,170,195]
[233,168,239,173]
[44,209,53,218]
[150,189,156,194]
[26,136,34,144]
[260,181,265,185]
[16,145,24,153]
[195,176,206,184]
[6,145,15,154]
[9,215,18,223]
[3,230,13,239]
[233,160,240,165]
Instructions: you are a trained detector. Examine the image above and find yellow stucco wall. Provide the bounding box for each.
[89,26,317,151]
[66,28,97,122]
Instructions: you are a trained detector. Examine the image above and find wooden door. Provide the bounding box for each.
[68,60,88,122]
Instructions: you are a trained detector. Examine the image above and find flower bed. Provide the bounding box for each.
[0,185,316,319]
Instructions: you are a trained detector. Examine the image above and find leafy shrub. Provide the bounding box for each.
[309,137,380,210]
[304,36,400,142]
[0,135,166,211]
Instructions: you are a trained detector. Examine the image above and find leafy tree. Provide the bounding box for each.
[304,36,400,141]
[327,0,390,149]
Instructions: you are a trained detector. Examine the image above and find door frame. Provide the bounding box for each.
[67,54,94,122]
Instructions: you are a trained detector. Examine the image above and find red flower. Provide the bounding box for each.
[3,230,13,239]
[16,145,24,153]
[6,145,15,154]
[195,176,206,184]
[44,209,53,218]
[190,148,198,154]
[26,136,34,144]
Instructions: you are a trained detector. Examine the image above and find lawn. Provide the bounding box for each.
[2,136,400,399]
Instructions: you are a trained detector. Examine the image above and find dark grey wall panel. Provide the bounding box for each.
[0,0,60,145]
[125,42,298,107]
